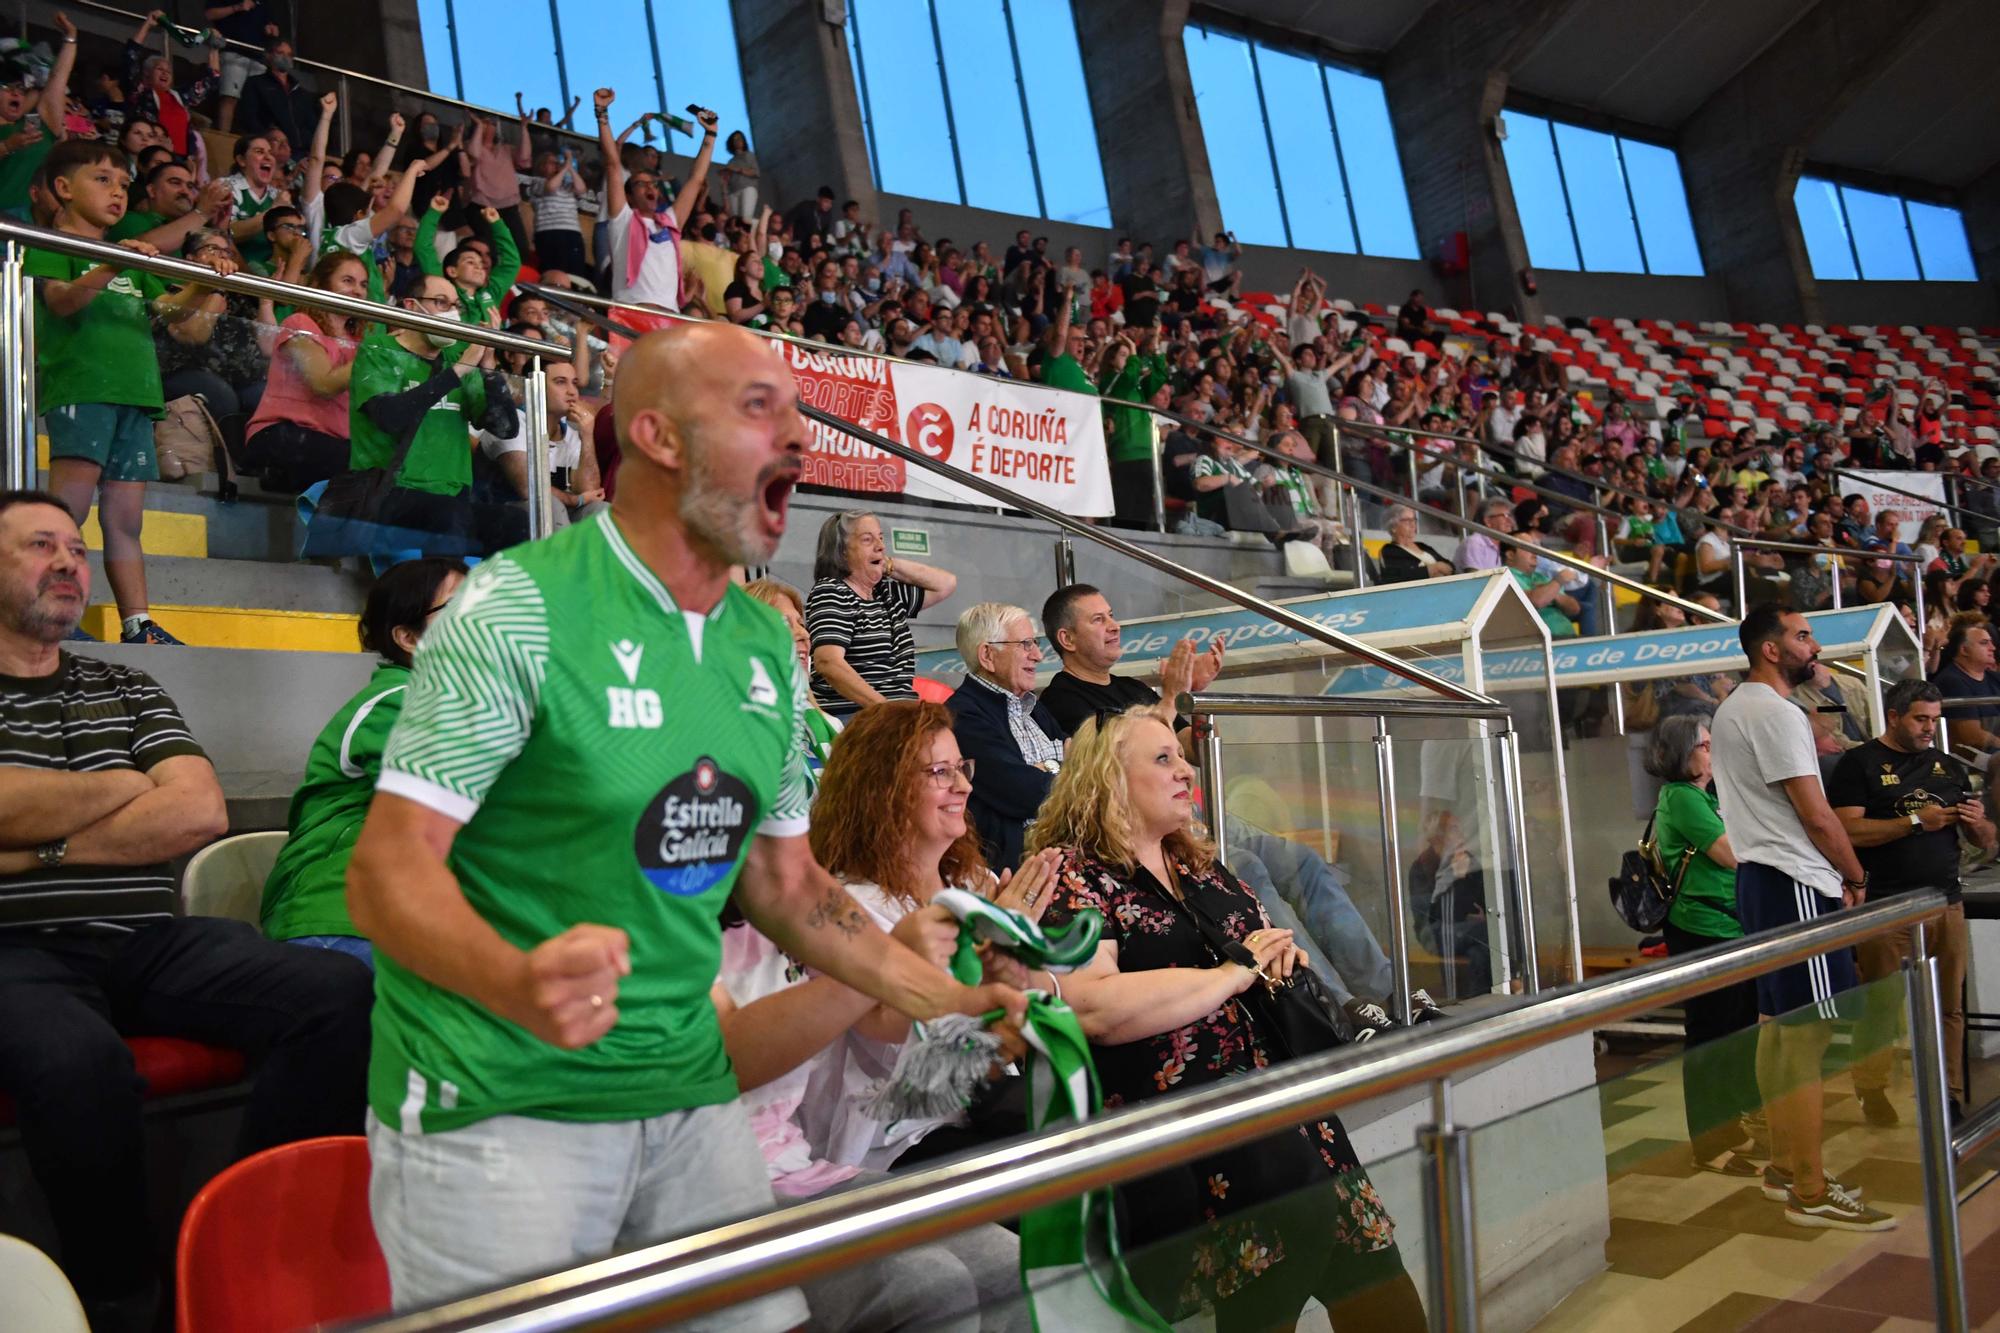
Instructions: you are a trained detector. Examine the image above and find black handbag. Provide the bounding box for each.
[1173,865,1355,1056]
[1608,812,1694,933]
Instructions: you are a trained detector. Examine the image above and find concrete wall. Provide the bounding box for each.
[1535,271,1732,327]
[1812,279,2000,330]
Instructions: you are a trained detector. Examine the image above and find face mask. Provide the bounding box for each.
[418,308,460,347]
[767,242,782,259]
[818,290,836,304]
[419,124,438,143]
[865,276,881,292]
[268,55,293,74]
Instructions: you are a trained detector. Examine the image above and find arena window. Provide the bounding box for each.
[845,0,1111,226]
[1500,110,1704,277]
[1180,24,1419,260]
[1793,175,1977,283]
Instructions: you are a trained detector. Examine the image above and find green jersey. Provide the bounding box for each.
[416,202,522,329]
[26,247,170,415]
[0,119,55,219]
[262,662,410,941]
[371,511,811,1133]
[347,331,489,496]
[1273,465,1319,519]
[107,209,168,243]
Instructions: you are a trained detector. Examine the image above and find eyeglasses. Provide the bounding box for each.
[988,637,1043,655]
[271,223,304,235]
[408,295,459,313]
[921,758,975,788]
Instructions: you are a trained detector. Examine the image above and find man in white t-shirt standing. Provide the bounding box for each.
[478,359,602,529]
[1710,604,1892,1233]
[592,86,718,313]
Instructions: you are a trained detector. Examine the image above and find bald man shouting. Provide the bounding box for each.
[347,322,1025,1317]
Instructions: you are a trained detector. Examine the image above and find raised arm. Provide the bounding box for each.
[594,87,626,220]
[885,556,956,610]
[301,91,336,208]
[368,159,428,239]
[37,11,78,140]
[671,108,720,230]
[511,96,533,170]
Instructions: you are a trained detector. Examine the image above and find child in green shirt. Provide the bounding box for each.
[29,138,231,643]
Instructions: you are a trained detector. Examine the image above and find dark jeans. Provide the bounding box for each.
[373,484,530,557]
[162,367,264,421]
[1110,457,1157,527]
[534,229,587,278]
[0,918,373,1301]
[237,420,351,492]
[1664,918,1760,1160]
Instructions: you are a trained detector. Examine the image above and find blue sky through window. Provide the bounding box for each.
[1794,177,1977,283]
[1501,110,1702,277]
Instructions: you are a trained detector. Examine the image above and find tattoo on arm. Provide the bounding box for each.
[805,885,865,937]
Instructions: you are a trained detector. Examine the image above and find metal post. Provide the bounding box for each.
[1905,946,1968,1332]
[1732,545,1747,615]
[1914,563,1926,645]
[1198,716,1227,863]
[1498,729,1542,994]
[1151,421,1167,534]
[523,360,552,539]
[1453,464,1467,522]
[1346,486,1366,588]
[1420,1078,1479,1333]
[1374,716,1414,1025]
[1593,498,1615,635]
[1832,552,1844,609]
[1051,535,1076,587]
[1407,444,1421,502]
[1,238,29,491]
[337,73,351,155]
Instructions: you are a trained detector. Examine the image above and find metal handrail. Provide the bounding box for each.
[42,0,606,149]
[1179,692,1510,720]
[1735,537,1923,563]
[0,218,563,357]
[1336,417,1760,540]
[359,890,1946,1332]
[1953,1095,2000,1165]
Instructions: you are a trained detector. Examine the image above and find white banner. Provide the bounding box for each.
[1837,469,1945,544]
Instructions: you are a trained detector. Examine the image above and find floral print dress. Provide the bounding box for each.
[1042,847,1397,1318]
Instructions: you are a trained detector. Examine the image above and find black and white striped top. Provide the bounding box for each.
[805,577,925,718]
[0,654,208,931]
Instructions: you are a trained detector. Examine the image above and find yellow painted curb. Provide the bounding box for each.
[81,603,360,652]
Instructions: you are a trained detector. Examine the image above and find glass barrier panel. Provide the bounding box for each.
[1496,970,1925,1330]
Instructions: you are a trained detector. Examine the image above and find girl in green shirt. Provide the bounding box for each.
[1645,714,1761,1177]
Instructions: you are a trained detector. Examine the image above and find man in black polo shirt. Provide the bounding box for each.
[1828,678,1993,1124]
[1934,619,2000,766]
[0,490,373,1330]
[1037,582,1223,747]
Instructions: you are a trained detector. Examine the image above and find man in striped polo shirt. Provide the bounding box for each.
[0,490,374,1330]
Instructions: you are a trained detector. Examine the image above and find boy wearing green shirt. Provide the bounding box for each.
[1104,333,1170,525]
[415,191,522,334]
[30,138,231,643]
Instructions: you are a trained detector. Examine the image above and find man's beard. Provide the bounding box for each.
[1787,657,1817,688]
[679,446,779,567]
[1,576,84,643]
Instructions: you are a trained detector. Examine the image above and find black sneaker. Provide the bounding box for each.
[1408,988,1447,1023]
[1785,1180,1896,1232]
[1857,1088,1899,1127]
[1341,998,1394,1042]
[1762,1164,1862,1203]
[119,619,185,645]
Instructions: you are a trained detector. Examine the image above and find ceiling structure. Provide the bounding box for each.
[1193,0,2000,191]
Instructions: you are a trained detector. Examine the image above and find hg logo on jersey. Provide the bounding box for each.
[635,757,754,895]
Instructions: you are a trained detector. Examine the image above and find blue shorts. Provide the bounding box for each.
[44,402,161,483]
[1735,861,1860,1022]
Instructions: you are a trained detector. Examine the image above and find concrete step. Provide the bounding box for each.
[76,552,370,651]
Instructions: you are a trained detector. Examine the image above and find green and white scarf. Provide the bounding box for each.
[874,889,1170,1331]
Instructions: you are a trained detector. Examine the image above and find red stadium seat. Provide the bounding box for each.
[912,675,955,703]
[0,1037,245,1125]
[176,1136,388,1333]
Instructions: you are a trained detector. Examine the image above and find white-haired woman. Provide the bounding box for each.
[1377,505,1452,583]
[1030,707,1424,1333]
[1646,713,1759,1177]
[806,510,957,719]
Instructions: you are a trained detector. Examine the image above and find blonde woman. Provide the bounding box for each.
[1030,707,1422,1333]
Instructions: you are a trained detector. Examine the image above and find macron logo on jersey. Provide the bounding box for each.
[747,656,779,707]
[608,640,660,728]
[613,639,645,684]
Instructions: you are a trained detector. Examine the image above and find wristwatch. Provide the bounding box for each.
[1910,811,1923,831]
[35,838,66,869]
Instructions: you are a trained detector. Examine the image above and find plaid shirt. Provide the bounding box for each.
[968,673,1064,773]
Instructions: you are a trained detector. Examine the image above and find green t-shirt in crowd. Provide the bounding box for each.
[226,175,280,267]
[1041,351,1095,396]
[1655,781,1741,941]
[415,202,522,329]
[1273,466,1319,519]
[1104,351,1167,465]
[261,662,412,942]
[107,208,168,243]
[25,245,169,416]
[1509,567,1578,640]
[369,511,811,1132]
[0,119,55,219]
[346,331,488,496]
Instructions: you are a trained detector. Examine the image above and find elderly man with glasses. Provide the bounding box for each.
[946,601,1066,872]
